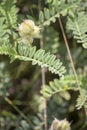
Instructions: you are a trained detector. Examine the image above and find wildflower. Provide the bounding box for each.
[49,118,71,130]
[18,20,40,44]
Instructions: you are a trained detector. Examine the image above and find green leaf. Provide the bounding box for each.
[39,11,44,23]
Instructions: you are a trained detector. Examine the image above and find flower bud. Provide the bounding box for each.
[49,118,71,130]
[18,20,40,44]
[61,119,71,130]
[19,20,35,37]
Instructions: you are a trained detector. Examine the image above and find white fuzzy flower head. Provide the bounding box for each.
[18,20,40,44]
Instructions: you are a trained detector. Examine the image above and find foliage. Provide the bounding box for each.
[76,89,87,110]
[0,0,87,130]
[39,0,77,26]
[0,0,18,46]
[41,75,78,98]
[41,74,87,110]
[67,12,87,48]
[0,44,66,78]
[15,120,30,130]
[76,75,87,109]
[0,0,18,28]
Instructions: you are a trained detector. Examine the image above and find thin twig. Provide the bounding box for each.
[4,97,32,124]
[58,17,81,92]
[40,36,47,130]
[58,17,87,115]
[38,0,48,130]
